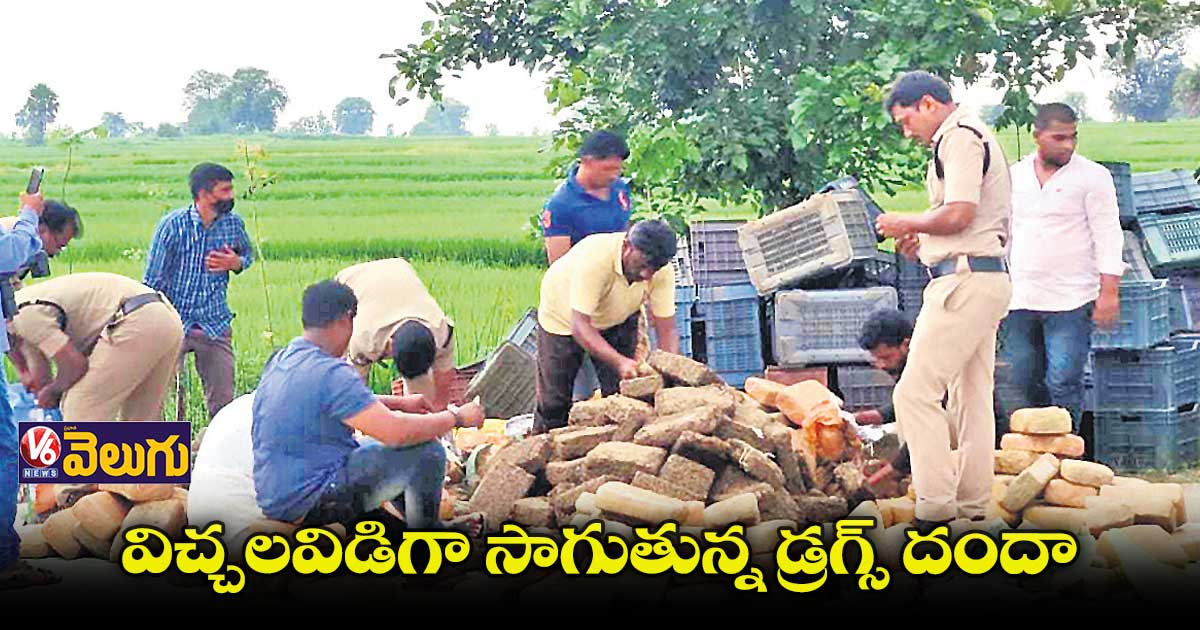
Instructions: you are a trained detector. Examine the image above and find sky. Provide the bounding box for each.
[0,0,1195,137]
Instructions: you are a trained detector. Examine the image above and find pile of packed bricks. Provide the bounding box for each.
[18,484,188,563]
[460,350,872,535]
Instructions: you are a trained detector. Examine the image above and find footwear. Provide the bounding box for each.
[0,561,61,591]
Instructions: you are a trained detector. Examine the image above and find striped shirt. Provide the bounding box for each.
[143,204,253,338]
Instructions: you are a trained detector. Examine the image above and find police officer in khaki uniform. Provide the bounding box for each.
[335,258,455,411]
[875,71,1013,530]
[6,272,185,421]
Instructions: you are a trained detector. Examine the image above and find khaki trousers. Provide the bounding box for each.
[893,265,1011,522]
[61,302,185,422]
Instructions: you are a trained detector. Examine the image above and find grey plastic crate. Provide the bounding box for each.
[503,308,539,356]
[1122,230,1153,281]
[1091,280,1170,350]
[771,286,898,365]
[1100,161,1135,226]
[1132,169,1200,214]
[466,341,536,420]
[1137,210,1200,271]
[896,255,930,315]
[738,193,856,295]
[673,237,695,287]
[690,220,750,287]
[836,366,895,412]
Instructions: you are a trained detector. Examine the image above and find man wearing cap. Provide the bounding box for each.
[334,258,455,411]
[875,71,1013,531]
[6,272,185,421]
[533,220,680,434]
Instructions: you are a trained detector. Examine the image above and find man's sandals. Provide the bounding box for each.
[0,560,61,591]
[381,500,486,538]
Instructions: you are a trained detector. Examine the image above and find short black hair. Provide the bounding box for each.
[627,219,678,269]
[391,320,437,378]
[302,280,357,329]
[189,162,234,199]
[858,308,914,351]
[42,200,83,238]
[1034,102,1078,130]
[578,130,630,160]
[885,71,953,113]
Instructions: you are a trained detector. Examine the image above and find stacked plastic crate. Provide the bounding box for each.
[687,221,762,386]
[734,188,899,405]
[649,237,697,359]
[1088,167,1200,471]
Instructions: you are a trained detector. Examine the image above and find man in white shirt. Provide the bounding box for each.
[1004,102,1124,433]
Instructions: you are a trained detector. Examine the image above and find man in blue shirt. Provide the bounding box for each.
[144,163,253,419]
[252,280,484,530]
[0,191,52,591]
[541,131,635,399]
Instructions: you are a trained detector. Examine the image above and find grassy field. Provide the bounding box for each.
[0,119,1195,430]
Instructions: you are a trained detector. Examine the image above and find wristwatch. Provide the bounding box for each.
[449,407,465,429]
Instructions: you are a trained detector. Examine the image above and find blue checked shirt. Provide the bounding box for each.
[144,205,254,338]
[0,207,43,352]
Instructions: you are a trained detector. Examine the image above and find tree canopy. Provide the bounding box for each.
[334,97,376,135]
[14,83,60,146]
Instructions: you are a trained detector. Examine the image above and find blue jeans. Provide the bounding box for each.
[304,438,446,529]
[0,368,16,570]
[1001,303,1093,432]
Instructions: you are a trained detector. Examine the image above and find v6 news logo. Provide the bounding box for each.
[20,425,62,468]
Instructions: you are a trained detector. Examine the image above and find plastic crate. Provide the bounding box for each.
[896,255,930,315]
[770,286,899,365]
[1168,272,1200,333]
[1094,405,1200,472]
[672,237,695,287]
[690,220,750,287]
[1122,230,1153,281]
[1083,374,1095,413]
[466,341,536,420]
[835,366,895,412]
[737,193,855,295]
[503,308,539,357]
[1137,210,1200,271]
[449,359,485,406]
[1091,280,1170,350]
[1092,340,1200,411]
[648,285,697,358]
[696,283,763,387]
[1100,161,1136,226]
[1132,169,1200,214]
[993,360,1027,419]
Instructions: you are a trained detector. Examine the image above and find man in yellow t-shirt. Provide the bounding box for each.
[335,258,455,411]
[534,219,680,433]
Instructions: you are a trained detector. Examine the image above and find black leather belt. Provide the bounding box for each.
[118,292,165,317]
[927,256,1008,279]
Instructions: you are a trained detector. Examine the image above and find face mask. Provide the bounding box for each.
[214,198,235,215]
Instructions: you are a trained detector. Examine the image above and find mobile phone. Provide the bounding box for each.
[26,168,44,194]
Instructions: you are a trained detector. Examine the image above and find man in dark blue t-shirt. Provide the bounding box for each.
[251,280,484,528]
[541,130,634,264]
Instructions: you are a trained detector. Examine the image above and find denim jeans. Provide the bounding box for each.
[0,368,17,569]
[303,438,446,529]
[1000,303,1093,432]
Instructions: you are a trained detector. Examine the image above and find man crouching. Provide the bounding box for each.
[252,280,484,530]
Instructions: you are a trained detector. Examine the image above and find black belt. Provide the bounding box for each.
[118,292,165,317]
[927,256,1008,279]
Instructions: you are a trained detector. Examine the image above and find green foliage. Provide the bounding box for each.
[155,123,183,138]
[285,112,333,136]
[981,105,1008,126]
[100,112,129,138]
[410,98,470,136]
[1060,92,1091,121]
[334,97,375,135]
[1109,34,1186,122]
[183,68,289,135]
[14,83,59,146]
[386,0,1199,215]
[1174,66,1200,119]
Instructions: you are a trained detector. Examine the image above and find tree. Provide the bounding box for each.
[334,97,375,135]
[981,105,1007,126]
[223,68,289,132]
[285,112,333,135]
[385,0,1197,215]
[156,123,183,138]
[1174,66,1200,119]
[14,83,59,146]
[100,112,129,138]
[1109,34,1185,122]
[409,98,470,136]
[1060,92,1091,121]
[485,123,500,136]
[182,67,288,134]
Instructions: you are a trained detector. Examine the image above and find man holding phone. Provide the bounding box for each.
[144,163,254,419]
[1,172,54,590]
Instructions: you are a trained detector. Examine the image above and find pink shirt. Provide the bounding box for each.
[1008,153,1125,312]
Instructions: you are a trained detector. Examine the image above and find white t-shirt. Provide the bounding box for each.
[188,393,266,541]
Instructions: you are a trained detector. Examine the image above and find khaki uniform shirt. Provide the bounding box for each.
[11,272,158,358]
[335,258,454,372]
[918,108,1013,266]
[538,232,675,336]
